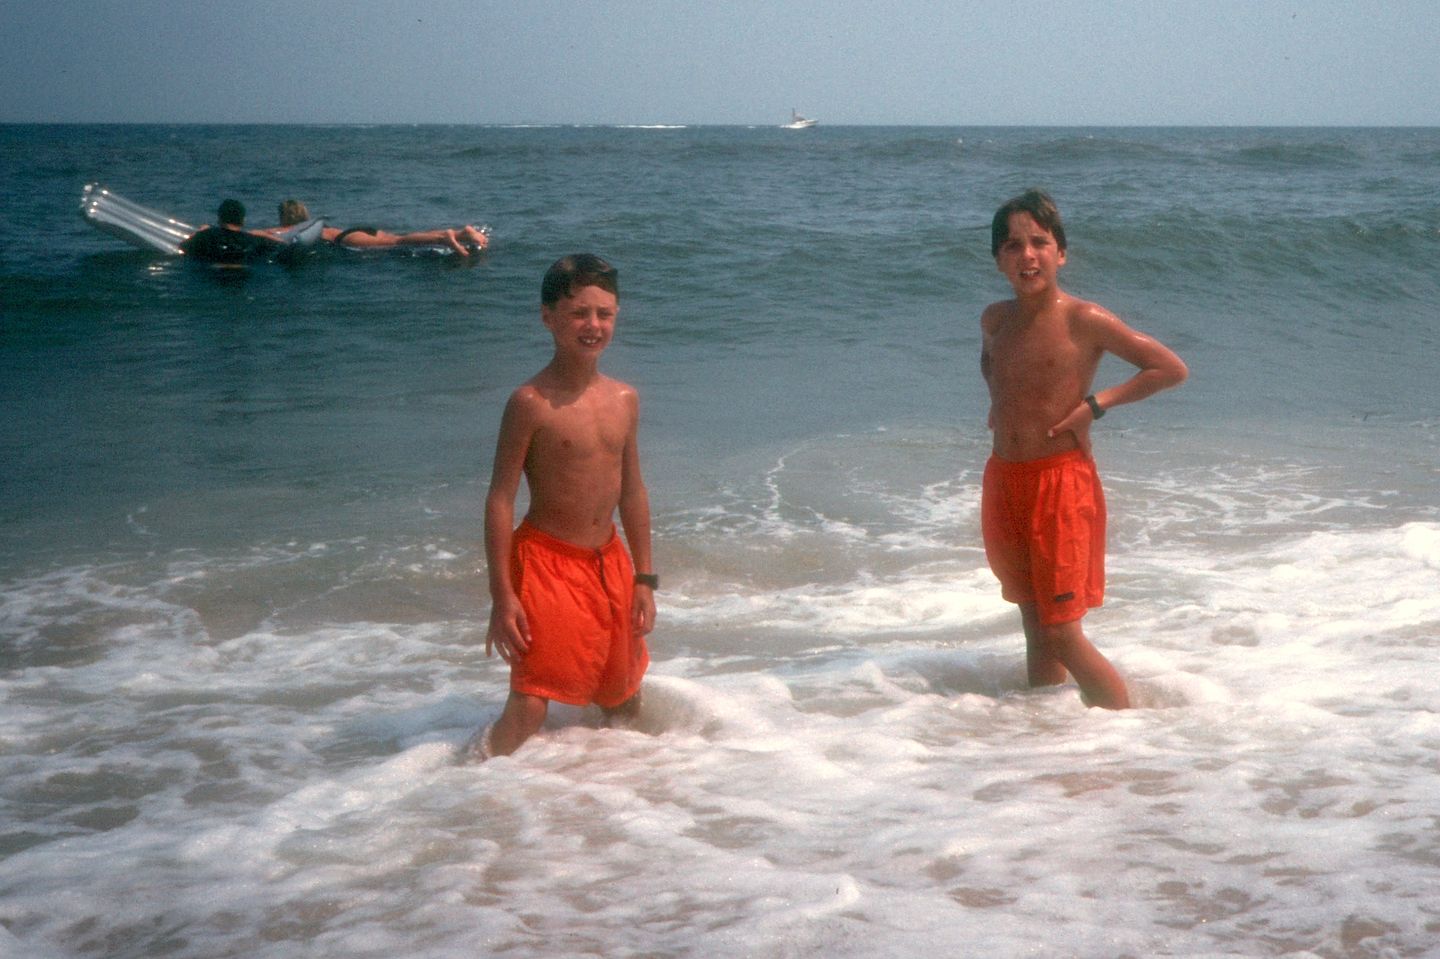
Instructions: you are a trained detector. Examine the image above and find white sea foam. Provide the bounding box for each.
[2,512,1436,957]
[3,432,1439,957]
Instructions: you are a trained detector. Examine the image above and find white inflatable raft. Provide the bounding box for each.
[80,184,325,256]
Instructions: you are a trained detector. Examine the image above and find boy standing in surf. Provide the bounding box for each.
[980,190,1187,709]
[470,254,656,758]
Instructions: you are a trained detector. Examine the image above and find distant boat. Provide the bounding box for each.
[782,109,817,130]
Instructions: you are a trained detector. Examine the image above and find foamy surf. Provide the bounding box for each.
[3,515,1437,957]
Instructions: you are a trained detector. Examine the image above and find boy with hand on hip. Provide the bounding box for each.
[471,254,656,758]
[980,190,1187,709]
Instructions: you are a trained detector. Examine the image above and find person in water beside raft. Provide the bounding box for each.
[467,253,656,759]
[980,189,1188,710]
[269,199,489,256]
[180,199,284,264]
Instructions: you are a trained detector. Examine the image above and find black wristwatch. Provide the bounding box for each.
[1085,394,1105,420]
[634,572,659,590]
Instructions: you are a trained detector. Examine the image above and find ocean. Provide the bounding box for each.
[2,124,1439,958]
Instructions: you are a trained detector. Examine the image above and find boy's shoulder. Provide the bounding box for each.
[980,297,1017,333]
[1065,295,1126,335]
[983,291,1115,330]
[594,374,640,413]
[509,369,638,409]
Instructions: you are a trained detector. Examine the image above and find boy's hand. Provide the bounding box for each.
[1047,401,1096,457]
[485,594,531,663]
[632,586,656,636]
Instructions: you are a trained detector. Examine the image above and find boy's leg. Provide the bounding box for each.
[1021,603,1069,687]
[600,687,643,728]
[1024,606,1130,710]
[489,691,550,756]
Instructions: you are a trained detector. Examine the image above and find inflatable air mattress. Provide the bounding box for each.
[81,183,197,255]
[80,184,325,256]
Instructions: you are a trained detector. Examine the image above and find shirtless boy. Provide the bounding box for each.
[980,190,1187,709]
[470,254,656,757]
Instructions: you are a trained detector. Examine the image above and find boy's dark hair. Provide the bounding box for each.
[541,253,618,306]
[991,189,1066,257]
[217,199,246,226]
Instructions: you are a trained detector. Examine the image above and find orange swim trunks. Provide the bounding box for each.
[507,520,649,709]
[981,449,1106,626]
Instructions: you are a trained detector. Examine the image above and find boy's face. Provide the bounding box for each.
[541,283,619,359]
[995,212,1066,295]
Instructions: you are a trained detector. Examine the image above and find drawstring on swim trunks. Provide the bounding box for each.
[593,548,608,591]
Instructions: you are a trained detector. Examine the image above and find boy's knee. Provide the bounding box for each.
[505,691,549,728]
[1038,618,1086,646]
[490,692,550,757]
[602,689,643,725]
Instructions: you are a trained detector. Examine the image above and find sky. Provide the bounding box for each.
[2,0,1437,126]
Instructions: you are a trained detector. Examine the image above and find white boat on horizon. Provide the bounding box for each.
[782,109,817,130]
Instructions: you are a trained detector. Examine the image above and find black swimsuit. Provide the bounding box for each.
[332,226,380,244]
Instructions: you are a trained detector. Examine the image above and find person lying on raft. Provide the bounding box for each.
[267,200,490,255]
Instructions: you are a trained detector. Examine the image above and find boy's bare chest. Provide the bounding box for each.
[531,399,627,461]
[988,320,1087,387]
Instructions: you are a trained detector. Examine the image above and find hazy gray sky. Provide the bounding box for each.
[3,0,1436,125]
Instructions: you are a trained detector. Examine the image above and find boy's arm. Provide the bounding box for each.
[979,303,1001,430]
[484,390,536,662]
[1050,305,1189,453]
[617,391,656,636]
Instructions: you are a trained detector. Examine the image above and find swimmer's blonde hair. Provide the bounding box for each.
[277,199,310,227]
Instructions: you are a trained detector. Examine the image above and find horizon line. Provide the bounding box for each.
[3,120,1436,130]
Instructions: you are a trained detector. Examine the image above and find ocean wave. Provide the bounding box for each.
[992,132,1185,166]
[848,134,969,162]
[1224,139,1368,170]
[1077,204,1440,315]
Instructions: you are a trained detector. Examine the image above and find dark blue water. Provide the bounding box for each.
[6,125,1438,572]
